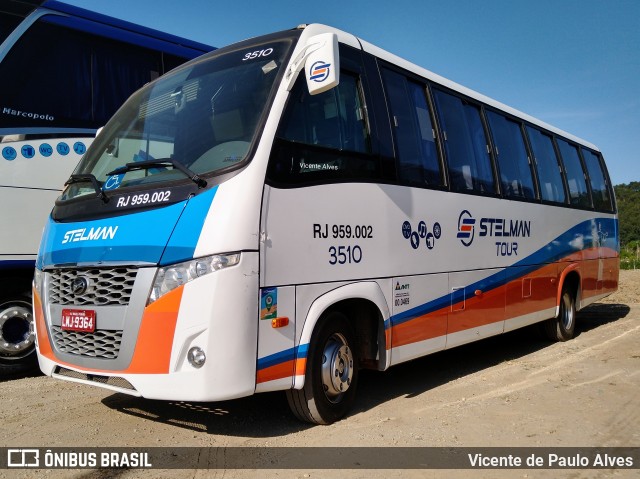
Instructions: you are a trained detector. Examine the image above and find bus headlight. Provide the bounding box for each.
[148,253,240,304]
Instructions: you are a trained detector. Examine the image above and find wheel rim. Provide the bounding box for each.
[560,292,575,330]
[320,333,354,403]
[0,301,35,359]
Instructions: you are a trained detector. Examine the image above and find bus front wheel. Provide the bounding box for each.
[286,312,358,424]
[542,286,576,342]
[0,294,38,373]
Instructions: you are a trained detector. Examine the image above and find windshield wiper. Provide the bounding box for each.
[65,174,109,203]
[107,158,207,188]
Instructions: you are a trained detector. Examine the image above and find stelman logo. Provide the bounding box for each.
[61,226,118,244]
[309,61,331,83]
[457,210,476,247]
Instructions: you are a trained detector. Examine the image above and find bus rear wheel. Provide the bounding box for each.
[286,312,358,424]
[542,286,576,342]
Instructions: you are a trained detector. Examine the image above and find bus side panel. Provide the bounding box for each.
[260,183,619,374]
[255,285,297,392]
[504,263,559,332]
[446,269,505,349]
[0,187,58,260]
[389,273,448,365]
[0,137,91,259]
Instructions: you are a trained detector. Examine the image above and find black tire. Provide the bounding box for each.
[286,312,358,425]
[542,286,576,342]
[0,294,38,374]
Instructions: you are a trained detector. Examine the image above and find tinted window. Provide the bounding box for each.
[557,139,591,208]
[1,12,22,45]
[381,69,442,186]
[268,72,377,184]
[0,18,162,130]
[527,126,566,204]
[433,89,495,194]
[582,148,613,211]
[279,72,369,153]
[486,111,535,199]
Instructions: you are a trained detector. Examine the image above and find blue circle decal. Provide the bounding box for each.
[21,145,36,159]
[418,221,427,238]
[73,142,86,155]
[433,222,442,239]
[40,143,53,157]
[410,231,420,249]
[57,142,70,156]
[402,221,412,239]
[3,147,17,161]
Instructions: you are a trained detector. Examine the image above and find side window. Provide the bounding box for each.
[557,139,591,208]
[432,89,495,194]
[526,126,566,204]
[92,37,162,126]
[163,53,193,73]
[0,18,92,129]
[1,12,22,45]
[582,148,613,212]
[0,17,164,130]
[279,71,369,153]
[268,72,377,184]
[381,68,442,187]
[486,111,535,199]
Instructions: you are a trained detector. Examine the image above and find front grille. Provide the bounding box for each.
[51,326,122,359]
[54,366,136,391]
[48,268,137,306]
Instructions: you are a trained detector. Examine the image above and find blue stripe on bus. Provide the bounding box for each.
[386,217,618,330]
[36,187,219,268]
[257,343,309,370]
[160,186,218,265]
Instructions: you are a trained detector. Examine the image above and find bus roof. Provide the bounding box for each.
[40,1,213,53]
[299,23,598,151]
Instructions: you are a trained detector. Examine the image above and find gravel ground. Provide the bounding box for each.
[1,270,639,479]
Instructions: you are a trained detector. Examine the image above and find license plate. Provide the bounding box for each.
[61,309,96,333]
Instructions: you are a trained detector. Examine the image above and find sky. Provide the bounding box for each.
[64,0,640,186]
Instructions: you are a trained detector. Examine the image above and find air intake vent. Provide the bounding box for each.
[48,268,137,306]
[51,326,122,359]
[54,366,135,391]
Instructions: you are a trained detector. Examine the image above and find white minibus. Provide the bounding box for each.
[34,24,618,424]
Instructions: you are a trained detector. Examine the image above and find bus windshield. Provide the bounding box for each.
[63,40,290,199]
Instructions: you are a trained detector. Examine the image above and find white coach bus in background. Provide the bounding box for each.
[33,24,618,424]
[0,0,213,373]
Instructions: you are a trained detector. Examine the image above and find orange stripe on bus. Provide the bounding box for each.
[33,288,54,358]
[256,358,307,384]
[125,285,184,374]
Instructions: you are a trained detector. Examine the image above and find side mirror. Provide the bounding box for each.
[304,33,339,95]
[286,32,340,95]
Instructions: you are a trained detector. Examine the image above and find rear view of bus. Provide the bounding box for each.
[33,24,618,425]
[0,0,212,373]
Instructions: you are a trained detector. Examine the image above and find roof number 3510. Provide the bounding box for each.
[242,48,273,61]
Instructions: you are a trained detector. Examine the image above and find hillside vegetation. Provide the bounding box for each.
[615,182,640,270]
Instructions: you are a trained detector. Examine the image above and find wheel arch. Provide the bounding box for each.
[557,264,581,313]
[294,281,390,390]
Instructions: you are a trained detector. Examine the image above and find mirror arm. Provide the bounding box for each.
[284,40,326,91]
